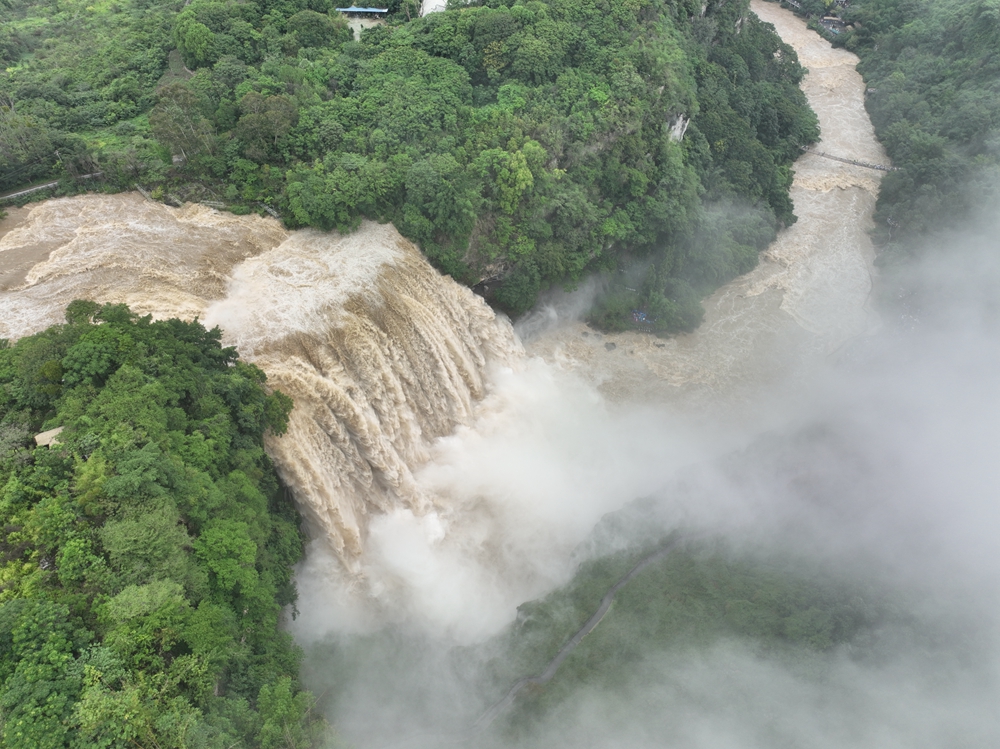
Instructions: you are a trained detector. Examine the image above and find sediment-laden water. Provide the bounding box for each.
[524,0,886,419]
[0,2,883,626]
[0,198,521,568]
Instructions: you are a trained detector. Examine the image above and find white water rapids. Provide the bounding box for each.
[0,3,885,637]
[0,205,521,573]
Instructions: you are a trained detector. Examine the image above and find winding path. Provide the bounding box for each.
[378,537,686,748]
[471,536,683,733]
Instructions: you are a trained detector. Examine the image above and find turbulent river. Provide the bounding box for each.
[525,0,885,417]
[0,206,522,573]
[7,4,999,747]
[0,2,882,584]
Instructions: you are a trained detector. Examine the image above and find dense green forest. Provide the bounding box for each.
[0,303,322,748]
[775,0,1000,271]
[0,0,818,326]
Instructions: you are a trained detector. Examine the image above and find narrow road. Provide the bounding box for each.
[0,173,102,203]
[379,536,686,749]
[0,180,60,202]
[471,536,682,733]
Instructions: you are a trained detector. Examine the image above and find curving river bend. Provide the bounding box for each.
[526,0,886,419]
[0,4,916,745]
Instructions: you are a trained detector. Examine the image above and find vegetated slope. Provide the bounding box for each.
[0,302,322,749]
[0,0,176,188]
[0,0,818,328]
[806,0,1000,268]
[479,536,895,740]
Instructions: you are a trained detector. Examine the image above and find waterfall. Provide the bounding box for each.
[0,195,521,566]
[204,225,522,565]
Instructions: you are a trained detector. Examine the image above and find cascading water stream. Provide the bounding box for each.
[0,200,521,570]
[0,1,886,637]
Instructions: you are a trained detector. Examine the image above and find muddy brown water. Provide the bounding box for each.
[524,0,885,422]
[0,2,881,579]
[0,197,521,567]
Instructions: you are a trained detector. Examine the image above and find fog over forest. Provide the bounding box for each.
[3,0,1000,746]
[292,191,1000,749]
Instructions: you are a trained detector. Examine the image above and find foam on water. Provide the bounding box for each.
[0,201,520,570]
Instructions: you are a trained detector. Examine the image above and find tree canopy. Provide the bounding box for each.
[0,303,321,749]
[1,0,818,329]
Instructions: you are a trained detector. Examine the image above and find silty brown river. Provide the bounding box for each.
[524,0,886,422]
[0,1,883,587]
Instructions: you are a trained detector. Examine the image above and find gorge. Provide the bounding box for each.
[0,0,881,615]
[2,1,1000,747]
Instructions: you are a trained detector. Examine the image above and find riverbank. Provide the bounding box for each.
[523,0,886,424]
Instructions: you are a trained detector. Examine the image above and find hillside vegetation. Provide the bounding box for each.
[1,0,818,327]
[0,303,321,749]
[470,536,900,741]
[776,0,1000,271]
